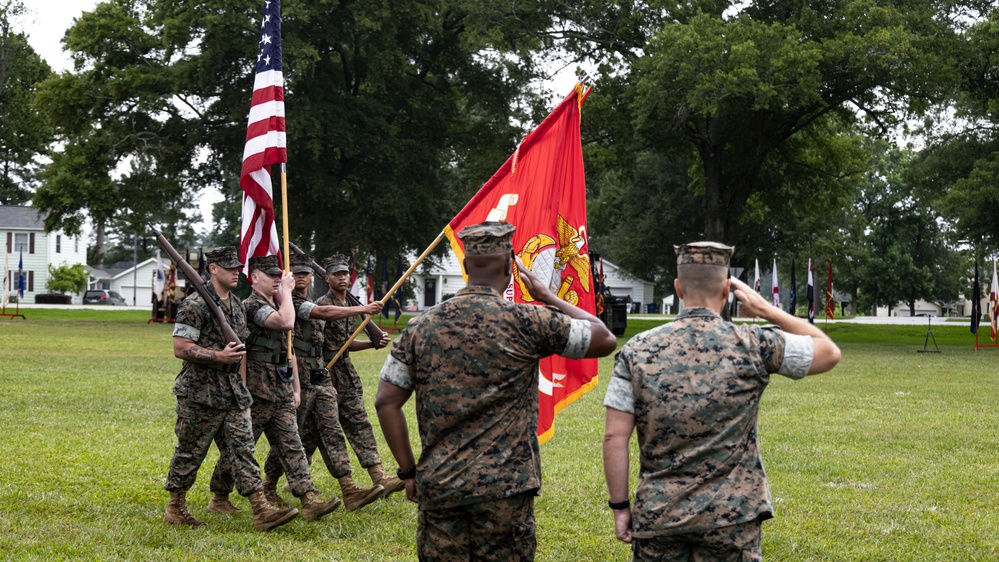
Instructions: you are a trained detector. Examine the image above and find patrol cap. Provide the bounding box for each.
[458,221,516,256]
[248,254,283,276]
[322,254,350,274]
[204,246,243,269]
[290,251,314,274]
[674,241,734,267]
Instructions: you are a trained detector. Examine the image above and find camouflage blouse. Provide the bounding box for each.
[314,291,355,372]
[605,307,813,537]
[381,285,592,510]
[171,285,252,410]
[291,292,324,387]
[243,291,293,403]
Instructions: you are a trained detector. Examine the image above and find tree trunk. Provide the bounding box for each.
[95,220,106,268]
[850,285,858,315]
[908,299,916,317]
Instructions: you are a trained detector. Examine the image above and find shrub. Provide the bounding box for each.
[35,293,73,304]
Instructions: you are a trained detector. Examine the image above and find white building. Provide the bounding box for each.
[1,206,88,303]
[407,250,656,312]
[90,257,172,307]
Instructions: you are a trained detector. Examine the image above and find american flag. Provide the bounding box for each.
[239,0,287,273]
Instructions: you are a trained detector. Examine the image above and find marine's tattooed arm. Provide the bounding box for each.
[182,344,218,363]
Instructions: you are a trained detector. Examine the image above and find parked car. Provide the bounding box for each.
[83,289,127,305]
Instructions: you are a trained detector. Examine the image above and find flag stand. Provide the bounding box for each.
[917,315,940,353]
[974,332,999,351]
[0,299,26,320]
[326,231,446,369]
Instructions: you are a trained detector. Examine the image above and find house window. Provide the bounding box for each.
[56,235,62,253]
[14,233,27,252]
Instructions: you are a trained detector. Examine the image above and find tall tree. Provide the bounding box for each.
[0,0,52,205]
[559,0,974,244]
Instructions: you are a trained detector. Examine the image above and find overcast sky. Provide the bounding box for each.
[19,0,584,237]
[22,0,98,72]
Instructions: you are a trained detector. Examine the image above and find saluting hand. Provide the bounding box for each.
[731,277,771,318]
[218,342,246,364]
[514,255,553,302]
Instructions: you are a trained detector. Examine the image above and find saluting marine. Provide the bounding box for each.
[603,241,842,561]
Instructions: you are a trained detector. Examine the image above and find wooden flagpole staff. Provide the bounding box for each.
[280,163,293,359]
[325,231,446,369]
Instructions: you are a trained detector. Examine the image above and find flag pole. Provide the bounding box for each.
[325,231,446,369]
[280,163,293,357]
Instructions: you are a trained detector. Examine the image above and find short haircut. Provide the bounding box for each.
[464,253,511,278]
[677,263,728,300]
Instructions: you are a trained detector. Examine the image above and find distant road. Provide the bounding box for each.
[632,314,970,326]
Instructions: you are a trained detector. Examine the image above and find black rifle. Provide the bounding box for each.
[149,225,241,345]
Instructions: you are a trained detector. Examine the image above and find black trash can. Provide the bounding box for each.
[602,296,628,336]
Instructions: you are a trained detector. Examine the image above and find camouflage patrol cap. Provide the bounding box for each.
[290,251,313,274]
[248,254,283,276]
[322,254,350,274]
[674,241,734,267]
[204,246,243,269]
[458,221,516,255]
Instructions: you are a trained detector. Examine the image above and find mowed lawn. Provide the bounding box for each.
[0,310,997,560]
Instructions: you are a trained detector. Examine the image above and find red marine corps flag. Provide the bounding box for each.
[239,0,286,272]
[445,84,596,443]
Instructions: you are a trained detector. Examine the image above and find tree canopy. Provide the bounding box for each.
[0,0,52,205]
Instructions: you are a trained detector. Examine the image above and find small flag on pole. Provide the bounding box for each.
[825,259,835,320]
[1,251,9,309]
[807,258,814,324]
[754,259,761,294]
[789,258,797,314]
[971,261,981,334]
[990,260,998,342]
[771,259,779,307]
[239,0,287,274]
[17,249,25,298]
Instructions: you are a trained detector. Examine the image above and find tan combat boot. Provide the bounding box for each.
[299,489,341,521]
[338,476,385,511]
[248,490,299,532]
[368,464,407,497]
[164,491,205,527]
[206,493,241,515]
[263,478,290,508]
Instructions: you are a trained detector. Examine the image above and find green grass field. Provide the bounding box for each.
[0,310,997,560]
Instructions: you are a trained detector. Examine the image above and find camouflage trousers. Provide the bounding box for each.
[210,396,316,497]
[263,382,352,480]
[164,399,262,497]
[326,356,381,468]
[632,519,762,562]
[417,492,536,562]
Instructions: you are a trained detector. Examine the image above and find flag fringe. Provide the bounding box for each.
[537,375,600,444]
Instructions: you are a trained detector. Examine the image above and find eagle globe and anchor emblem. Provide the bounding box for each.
[511,213,592,397]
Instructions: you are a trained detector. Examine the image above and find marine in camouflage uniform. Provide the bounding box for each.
[316,253,405,496]
[375,222,616,562]
[260,251,384,511]
[164,246,298,532]
[603,242,841,561]
[209,254,341,521]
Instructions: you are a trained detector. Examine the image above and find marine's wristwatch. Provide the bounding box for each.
[397,466,417,480]
[607,499,630,510]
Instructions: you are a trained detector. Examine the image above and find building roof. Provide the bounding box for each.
[0,206,46,231]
